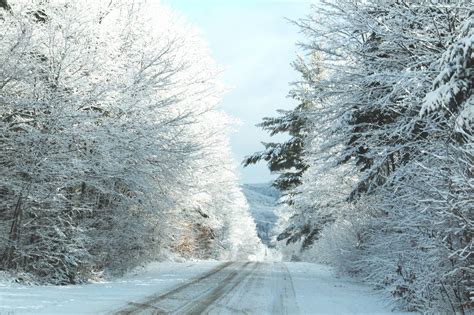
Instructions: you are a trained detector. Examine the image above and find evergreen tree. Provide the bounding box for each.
[0,0,10,11]
[243,101,310,194]
[242,54,326,196]
[275,1,472,312]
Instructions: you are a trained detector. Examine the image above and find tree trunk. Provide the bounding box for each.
[2,192,23,269]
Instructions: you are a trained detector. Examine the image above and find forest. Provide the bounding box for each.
[247,1,473,313]
[0,0,262,285]
[0,0,472,314]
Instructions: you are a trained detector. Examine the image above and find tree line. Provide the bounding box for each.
[247,1,473,313]
[0,0,263,284]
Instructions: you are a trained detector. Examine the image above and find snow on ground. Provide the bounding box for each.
[0,261,220,314]
[287,262,407,314]
[1,261,407,314]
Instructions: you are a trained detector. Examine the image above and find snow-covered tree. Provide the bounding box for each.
[0,0,261,284]
[243,102,310,193]
[243,55,327,197]
[276,1,473,312]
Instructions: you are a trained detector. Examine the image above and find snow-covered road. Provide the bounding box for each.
[115,262,299,314]
[1,261,402,314]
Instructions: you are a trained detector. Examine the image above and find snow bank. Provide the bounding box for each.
[0,261,221,314]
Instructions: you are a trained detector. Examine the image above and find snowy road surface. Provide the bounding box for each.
[1,261,400,314]
[114,262,300,314]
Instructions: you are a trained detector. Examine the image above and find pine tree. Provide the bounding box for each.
[243,53,327,197]
[243,101,310,194]
[276,1,472,312]
[0,0,10,11]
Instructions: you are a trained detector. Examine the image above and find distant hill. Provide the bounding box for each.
[241,183,279,245]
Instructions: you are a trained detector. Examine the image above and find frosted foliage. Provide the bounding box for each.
[421,15,474,133]
[277,1,473,313]
[0,0,261,284]
[457,95,474,129]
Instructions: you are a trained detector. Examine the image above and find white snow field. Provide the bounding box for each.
[0,261,405,314]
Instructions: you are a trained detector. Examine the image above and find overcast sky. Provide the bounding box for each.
[161,0,313,183]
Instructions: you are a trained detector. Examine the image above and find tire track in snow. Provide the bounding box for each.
[113,262,299,314]
[177,262,258,314]
[203,262,266,314]
[197,262,300,314]
[274,262,299,315]
[114,261,236,314]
